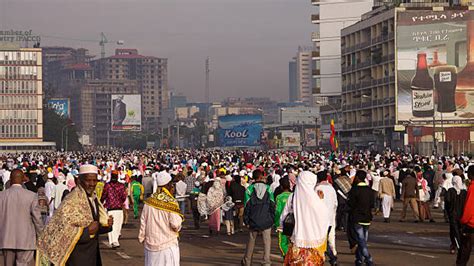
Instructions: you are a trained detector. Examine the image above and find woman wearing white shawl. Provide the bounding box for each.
[445,173,468,254]
[280,171,329,265]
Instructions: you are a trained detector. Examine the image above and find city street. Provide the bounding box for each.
[98,202,462,266]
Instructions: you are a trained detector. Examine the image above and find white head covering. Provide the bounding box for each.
[292,171,329,248]
[157,171,172,187]
[452,175,466,195]
[79,164,98,175]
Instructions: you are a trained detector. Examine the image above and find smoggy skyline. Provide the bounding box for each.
[0,0,314,102]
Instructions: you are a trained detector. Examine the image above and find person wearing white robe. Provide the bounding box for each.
[378,171,396,222]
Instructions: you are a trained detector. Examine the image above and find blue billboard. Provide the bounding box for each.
[47,98,70,118]
[218,114,262,147]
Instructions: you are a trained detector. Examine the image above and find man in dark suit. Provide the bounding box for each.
[0,169,44,266]
[112,96,127,127]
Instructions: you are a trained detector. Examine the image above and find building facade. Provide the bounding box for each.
[92,49,169,134]
[0,48,55,151]
[294,47,313,105]
[311,0,373,99]
[340,0,470,152]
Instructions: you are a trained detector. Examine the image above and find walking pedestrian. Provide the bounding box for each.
[348,170,374,266]
[130,175,144,219]
[228,174,246,232]
[316,170,338,266]
[242,169,274,266]
[37,164,113,266]
[274,177,291,257]
[189,181,201,229]
[378,170,396,223]
[456,165,474,265]
[0,169,44,266]
[101,170,127,249]
[222,196,235,235]
[280,171,329,265]
[400,171,421,223]
[139,171,184,266]
[445,173,467,255]
[175,174,187,215]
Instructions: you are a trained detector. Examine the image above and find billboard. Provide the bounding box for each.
[217,114,262,147]
[47,98,70,118]
[111,94,141,131]
[281,131,301,147]
[397,9,474,125]
[305,128,317,147]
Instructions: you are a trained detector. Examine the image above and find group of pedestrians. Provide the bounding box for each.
[0,149,474,266]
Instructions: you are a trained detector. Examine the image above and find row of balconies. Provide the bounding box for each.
[341,97,396,111]
[342,32,394,55]
[342,76,395,92]
[342,54,395,73]
[342,119,396,130]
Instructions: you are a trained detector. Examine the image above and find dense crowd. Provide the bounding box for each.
[0,149,473,266]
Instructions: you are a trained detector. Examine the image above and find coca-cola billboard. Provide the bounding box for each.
[396,9,474,125]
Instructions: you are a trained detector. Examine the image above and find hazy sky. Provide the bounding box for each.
[0,0,313,102]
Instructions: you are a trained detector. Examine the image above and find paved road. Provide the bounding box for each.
[0,202,469,266]
[100,203,468,266]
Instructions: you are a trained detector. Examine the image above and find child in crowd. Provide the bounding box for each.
[222,196,235,236]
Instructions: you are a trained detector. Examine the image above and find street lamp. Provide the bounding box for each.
[61,122,75,152]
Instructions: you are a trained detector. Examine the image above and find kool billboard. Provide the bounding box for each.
[111,94,141,131]
[47,98,70,118]
[397,9,474,125]
[217,114,262,147]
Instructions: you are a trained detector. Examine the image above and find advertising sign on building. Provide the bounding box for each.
[281,131,301,147]
[305,128,317,147]
[217,114,262,147]
[111,94,142,131]
[396,9,474,125]
[47,98,70,118]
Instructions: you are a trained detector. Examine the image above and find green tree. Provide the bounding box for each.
[43,107,82,151]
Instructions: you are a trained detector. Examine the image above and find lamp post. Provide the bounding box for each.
[61,122,75,151]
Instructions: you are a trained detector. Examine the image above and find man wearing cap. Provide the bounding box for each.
[44,173,55,221]
[139,171,183,266]
[37,164,113,266]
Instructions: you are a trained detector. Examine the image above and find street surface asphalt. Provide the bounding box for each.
[1,202,471,266]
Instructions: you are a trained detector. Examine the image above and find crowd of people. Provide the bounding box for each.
[0,149,473,266]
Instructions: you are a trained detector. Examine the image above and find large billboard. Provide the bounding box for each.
[111,94,141,131]
[397,9,474,125]
[217,114,262,147]
[47,98,70,118]
[281,131,301,148]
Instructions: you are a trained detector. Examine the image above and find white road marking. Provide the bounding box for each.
[402,251,437,259]
[407,231,414,234]
[102,241,111,247]
[116,252,132,259]
[201,235,210,238]
[222,241,245,248]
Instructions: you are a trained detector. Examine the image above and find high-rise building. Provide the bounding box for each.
[294,46,313,105]
[289,59,298,102]
[92,49,169,134]
[311,0,372,100]
[0,48,55,151]
[340,0,472,152]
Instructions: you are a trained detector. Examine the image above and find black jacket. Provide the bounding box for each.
[228,181,245,206]
[347,183,374,224]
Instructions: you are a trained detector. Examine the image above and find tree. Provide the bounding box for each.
[43,107,82,151]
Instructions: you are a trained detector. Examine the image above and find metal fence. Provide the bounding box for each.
[411,140,474,156]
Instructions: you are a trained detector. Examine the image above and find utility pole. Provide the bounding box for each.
[205,57,210,146]
[315,117,318,148]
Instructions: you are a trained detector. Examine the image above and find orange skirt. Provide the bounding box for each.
[284,243,325,266]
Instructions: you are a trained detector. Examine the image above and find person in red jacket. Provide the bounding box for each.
[458,165,474,266]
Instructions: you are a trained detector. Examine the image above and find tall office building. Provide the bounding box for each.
[92,49,169,134]
[311,0,372,101]
[289,59,298,102]
[294,46,313,105]
[0,48,55,151]
[340,0,472,152]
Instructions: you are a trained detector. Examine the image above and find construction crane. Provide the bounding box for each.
[40,33,124,58]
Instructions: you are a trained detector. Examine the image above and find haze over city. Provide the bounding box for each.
[0,0,313,102]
